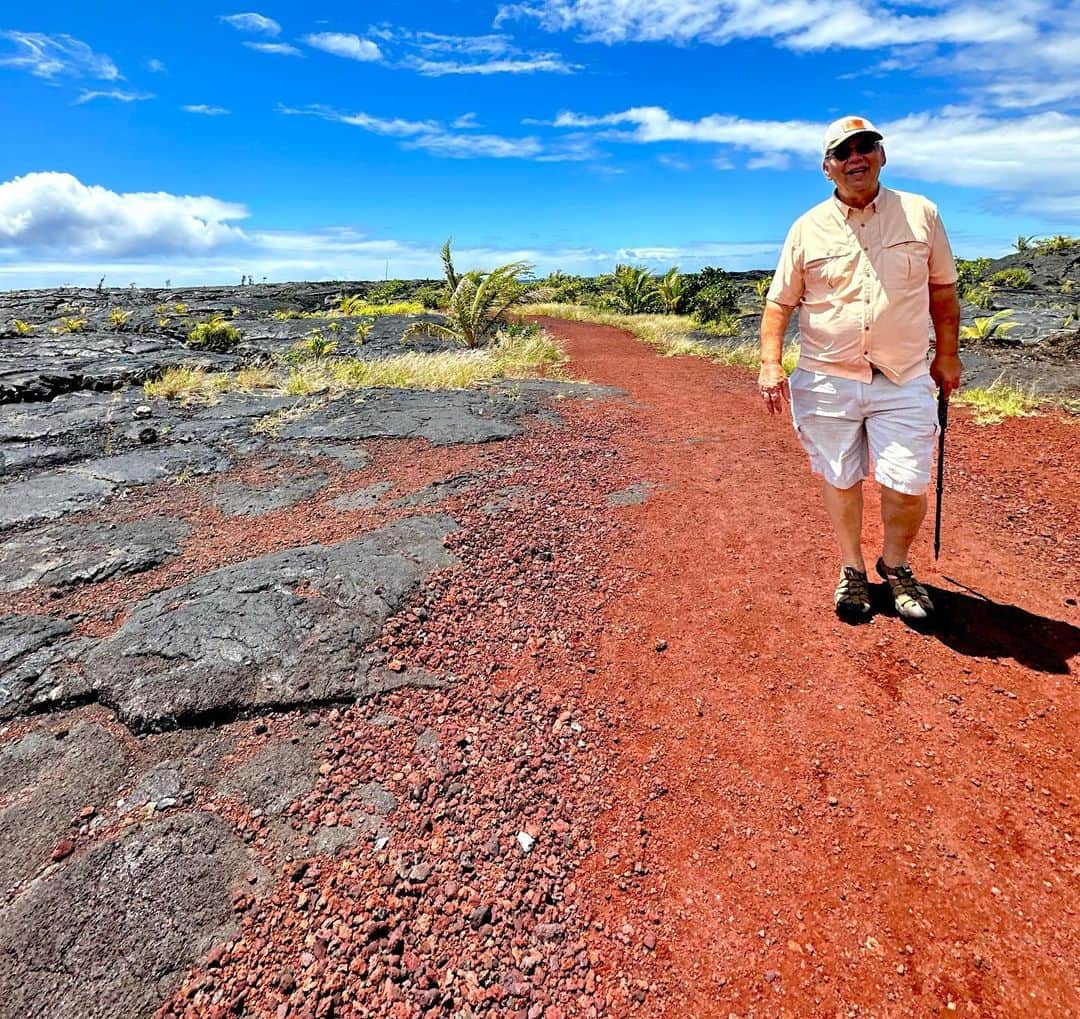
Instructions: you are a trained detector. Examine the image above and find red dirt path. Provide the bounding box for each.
[542,318,1079,1017]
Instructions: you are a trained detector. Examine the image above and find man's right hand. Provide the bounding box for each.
[757,361,789,415]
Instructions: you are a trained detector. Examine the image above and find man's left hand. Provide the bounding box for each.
[930,353,962,399]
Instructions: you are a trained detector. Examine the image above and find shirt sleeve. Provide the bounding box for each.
[766,222,804,306]
[927,209,958,286]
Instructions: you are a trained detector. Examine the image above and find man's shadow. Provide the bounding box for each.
[867,580,1080,674]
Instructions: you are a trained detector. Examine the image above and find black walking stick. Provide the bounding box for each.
[933,390,949,560]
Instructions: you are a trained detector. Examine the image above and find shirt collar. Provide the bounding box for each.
[832,184,887,218]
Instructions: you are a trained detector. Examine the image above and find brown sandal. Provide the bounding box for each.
[876,557,934,619]
[834,566,872,619]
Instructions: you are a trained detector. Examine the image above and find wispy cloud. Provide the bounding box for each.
[303,32,383,62]
[0,171,248,258]
[75,89,154,104]
[279,102,596,162]
[0,31,119,81]
[496,0,1037,51]
[219,12,281,35]
[146,58,166,73]
[183,104,230,115]
[365,24,578,75]
[243,41,302,56]
[404,54,576,75]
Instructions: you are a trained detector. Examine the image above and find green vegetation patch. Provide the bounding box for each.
[955,378,1040,424]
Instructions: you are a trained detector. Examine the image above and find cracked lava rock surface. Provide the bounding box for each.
[1,315,1078,1018]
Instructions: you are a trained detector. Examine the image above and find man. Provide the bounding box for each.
[758,115,962,620]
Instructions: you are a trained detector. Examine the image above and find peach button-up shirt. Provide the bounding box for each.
[766,186,957,384]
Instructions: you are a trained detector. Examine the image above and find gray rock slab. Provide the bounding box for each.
[0,516,191,592]
[0,615,92,723]
[81,514,459,733]
[331,481,393,511]
[0,720,126,886]
[274,441,370,471]
[220,728,325,817]
[279,389,527,446]
[393,472,481,507]
[211,471,327,516]
[0,445,227,530]
[0,811,261,1019]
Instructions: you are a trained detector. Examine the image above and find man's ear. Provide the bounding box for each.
[823,157,834,180]
[879,146,887,168]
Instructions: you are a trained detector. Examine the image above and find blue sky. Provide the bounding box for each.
[1,1,1077,288]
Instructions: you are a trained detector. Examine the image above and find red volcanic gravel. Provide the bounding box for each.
[146,318,1077,1018]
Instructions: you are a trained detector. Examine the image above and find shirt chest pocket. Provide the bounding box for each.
[881,240,930,288]
[804,246,856,289]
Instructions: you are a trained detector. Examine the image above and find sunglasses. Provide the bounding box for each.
[828,136,879,161]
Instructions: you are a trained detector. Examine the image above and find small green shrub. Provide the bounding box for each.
[1034,234,1078,256]
[414,285,445,310]
[753,275,774,307]
[13,319,32,336]
[366,279,409,304]
[109,307,131,329]
[989,268,1031,288]
[291,328,337,362]
[955,257,991,292]
[963,282,996,310]
[57,316,87,333]
[1013,235,1036,253]
[188,314,241,351]
[354,320,374,344]
[691,280,739,324]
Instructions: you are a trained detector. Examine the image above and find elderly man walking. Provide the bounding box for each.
[758,115,962,620]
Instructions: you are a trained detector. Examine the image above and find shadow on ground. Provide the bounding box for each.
[887,581,1080,675]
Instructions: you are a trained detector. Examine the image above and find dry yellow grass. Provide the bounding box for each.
[518,304,799,374]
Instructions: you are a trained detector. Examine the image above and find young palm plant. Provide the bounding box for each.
[613,265,659,314]
[657,267,686,314]
[404,240,532,349]
[959,310,1018,341]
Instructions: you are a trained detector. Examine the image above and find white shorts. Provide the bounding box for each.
[789,368,939,495]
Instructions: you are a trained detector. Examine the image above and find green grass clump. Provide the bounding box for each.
[13,319,33,336]
[109,307,131,329]
[188,314,241,351]
[955,378,1040,424]
[989,268,1031,288]
[144,366,230,404]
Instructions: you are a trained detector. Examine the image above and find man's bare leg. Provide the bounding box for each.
[879,486,927,567]
[822,480,865,571]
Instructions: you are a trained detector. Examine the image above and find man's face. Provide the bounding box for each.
[823,133,885,205]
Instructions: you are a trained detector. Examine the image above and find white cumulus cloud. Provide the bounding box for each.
[0,172,249,258]
[303,32,383,62]
[219,12,281,35]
